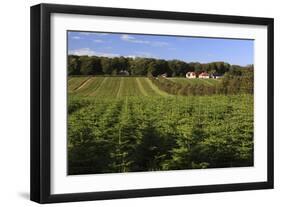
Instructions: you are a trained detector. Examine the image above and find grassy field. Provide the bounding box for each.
[68,77,170,97]
[168,77,219,86]
[67,76,254,175]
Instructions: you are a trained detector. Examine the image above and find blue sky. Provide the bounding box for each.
[68,31,254,66]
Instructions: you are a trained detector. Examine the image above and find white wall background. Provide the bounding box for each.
[0,0,279,206]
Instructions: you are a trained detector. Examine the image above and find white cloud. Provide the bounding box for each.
[124,55,136,59]
[125,52,157,59]
[68,48,119,57]
[121,34,150,44]
[79,32,108,36]
[94,33,109,36]
[120,34,134,41]
[93,39,104,43]
[69,48,157,59]
[72,36,82,40]
[152,41,169,47]
[135,51,156,58]
[120,34,168,47]
[79,32,91,35]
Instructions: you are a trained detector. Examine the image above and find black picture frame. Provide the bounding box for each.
[30,3,274,204]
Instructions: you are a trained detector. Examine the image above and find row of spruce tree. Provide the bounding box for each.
[149,72,253,96]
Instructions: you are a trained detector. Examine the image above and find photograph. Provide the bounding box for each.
[67,31,254,175]
[30,3,274,203]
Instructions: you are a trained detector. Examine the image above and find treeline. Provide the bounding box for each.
[68,55,253,77]
[149,68,253,95]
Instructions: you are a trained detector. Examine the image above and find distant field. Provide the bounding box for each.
[68,77,170,97]
[168,77,219,86]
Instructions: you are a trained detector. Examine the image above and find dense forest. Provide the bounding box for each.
[68,55,253,77]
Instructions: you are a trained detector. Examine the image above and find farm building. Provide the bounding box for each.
[118,70,129,76]
[198,72,209,79]
[212,73,223,79]
[186,72,196,79]
[209,73,223,79]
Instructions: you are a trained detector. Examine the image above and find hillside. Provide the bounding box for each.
[68,77,170,97]
[67,76,254,175]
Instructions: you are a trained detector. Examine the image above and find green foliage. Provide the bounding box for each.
[68,55,252,77]
[67,55,81,75]
[149,71,253,96]
[67,77,254,175]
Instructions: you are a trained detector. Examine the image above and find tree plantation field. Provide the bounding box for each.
[168,77,219,86]
[68,76,253,175]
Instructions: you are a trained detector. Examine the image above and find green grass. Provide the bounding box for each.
[68,77,90,91]
[168,77,219,86]
[68,77,169,97]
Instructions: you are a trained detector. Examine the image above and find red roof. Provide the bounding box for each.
[199,72,209,76]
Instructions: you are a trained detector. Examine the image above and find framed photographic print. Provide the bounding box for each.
[30,3,274,203]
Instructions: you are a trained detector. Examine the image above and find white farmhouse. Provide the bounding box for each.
[213,73,223,79]
[119,70,129,76]
[198,72,209,79]
[186,72,196,79]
